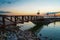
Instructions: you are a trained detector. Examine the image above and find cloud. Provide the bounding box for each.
[47,12,60,14]
[0,11,11,13]
[0,0,18,6]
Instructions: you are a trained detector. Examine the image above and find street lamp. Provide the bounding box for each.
[37,11,40,15]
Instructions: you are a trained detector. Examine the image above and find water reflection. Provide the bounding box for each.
[17,21,35,31]
[36,21,60,40]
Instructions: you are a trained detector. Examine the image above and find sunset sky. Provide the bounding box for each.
[0,0,60,15]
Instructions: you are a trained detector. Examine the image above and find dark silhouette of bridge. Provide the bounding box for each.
[0,15,60,27]
[0,15,43,27]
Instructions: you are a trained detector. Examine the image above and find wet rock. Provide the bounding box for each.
[39,34,42,36]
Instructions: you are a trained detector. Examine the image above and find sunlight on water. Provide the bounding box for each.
[17,21,35,31]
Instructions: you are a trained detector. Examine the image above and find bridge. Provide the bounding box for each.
[0,15,43,27]
[0,15,60,27]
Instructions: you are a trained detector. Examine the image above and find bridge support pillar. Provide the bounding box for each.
[2,16,6,27]
[14,16,17,26]
[21,16,24,23]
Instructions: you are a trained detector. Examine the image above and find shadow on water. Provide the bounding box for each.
[29,21,51,32]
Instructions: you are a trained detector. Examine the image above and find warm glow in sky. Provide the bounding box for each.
[0,0,60,15]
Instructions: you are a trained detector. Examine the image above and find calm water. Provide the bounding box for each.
[36,21,60,40]
[18,21,60,40]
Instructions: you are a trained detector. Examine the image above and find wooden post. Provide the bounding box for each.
[34,16,36,21]
[31,16,33,21]
[21,16,24,23]
[14,16,17,26]
[27,16,29,21]
[2,16,5,27]
[36,16,38,20]
[11,16,12,21]
[25,16,26,20]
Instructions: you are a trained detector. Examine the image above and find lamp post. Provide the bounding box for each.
[37,11,40,19]
[37,11,40,15]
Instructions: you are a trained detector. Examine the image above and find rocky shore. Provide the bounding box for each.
[17,30,40,40]
[0,26,40,40]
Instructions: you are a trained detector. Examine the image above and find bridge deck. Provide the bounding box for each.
[0,15,43,27]
[0,15,60,27]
